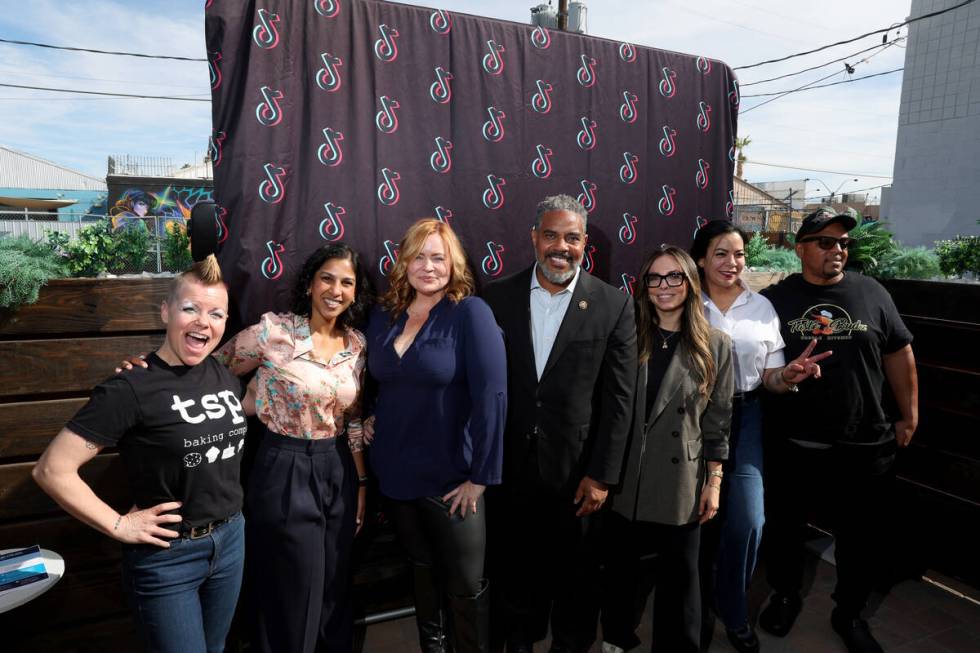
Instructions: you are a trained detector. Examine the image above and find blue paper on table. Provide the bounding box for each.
[0,545,48,592]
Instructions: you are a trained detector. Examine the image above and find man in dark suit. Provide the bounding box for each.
[482,195,637,653]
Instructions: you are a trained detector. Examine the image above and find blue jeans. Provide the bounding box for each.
[122,512,245,653]
[715,398,765,630]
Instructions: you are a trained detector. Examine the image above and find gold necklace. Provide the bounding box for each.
[657,326,678,350]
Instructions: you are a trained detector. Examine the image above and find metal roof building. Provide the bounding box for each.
[0,145,106,191]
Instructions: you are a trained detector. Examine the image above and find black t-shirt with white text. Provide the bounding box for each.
[68,353,246,528]
[761,272,913,446]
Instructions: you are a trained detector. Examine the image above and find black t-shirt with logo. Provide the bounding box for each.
[761,272,913,446]
[68,353,247,528]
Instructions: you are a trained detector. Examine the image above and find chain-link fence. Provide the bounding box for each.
[0,212,187,275]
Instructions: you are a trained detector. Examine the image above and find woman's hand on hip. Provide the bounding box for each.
[442,481,486,518]
[362,415,375,445]
[115,502,182,547]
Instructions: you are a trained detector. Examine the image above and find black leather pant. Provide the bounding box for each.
[388,495,488,653]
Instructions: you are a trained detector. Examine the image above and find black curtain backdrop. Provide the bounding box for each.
[205,0,739,328]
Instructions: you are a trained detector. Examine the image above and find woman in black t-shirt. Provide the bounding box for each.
[34,256,251,653]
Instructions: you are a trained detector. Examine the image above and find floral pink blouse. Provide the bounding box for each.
[214,312,365,450]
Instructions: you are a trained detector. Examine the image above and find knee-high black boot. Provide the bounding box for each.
[414,563,450,653]
[449,580,490,653]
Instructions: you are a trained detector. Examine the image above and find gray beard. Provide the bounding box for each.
[538,258,580,285]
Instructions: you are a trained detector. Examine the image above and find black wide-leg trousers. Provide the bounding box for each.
[245,429,357,653]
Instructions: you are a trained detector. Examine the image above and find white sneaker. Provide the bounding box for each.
[601,642,625,653]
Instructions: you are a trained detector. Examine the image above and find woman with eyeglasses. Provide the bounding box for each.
[689,221,830,653]
[599,246,733,653]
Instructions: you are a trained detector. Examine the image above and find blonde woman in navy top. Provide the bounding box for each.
[365,218,507,653]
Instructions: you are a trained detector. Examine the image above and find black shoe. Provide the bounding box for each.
[725,625,760,653]
[758,593,802,637]
[831,609,883,653]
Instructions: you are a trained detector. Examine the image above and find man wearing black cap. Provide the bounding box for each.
[756,209,918,653]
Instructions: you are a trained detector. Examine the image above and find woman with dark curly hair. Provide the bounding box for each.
[213,242,373,653]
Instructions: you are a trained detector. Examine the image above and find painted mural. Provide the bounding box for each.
[106,177,214,236]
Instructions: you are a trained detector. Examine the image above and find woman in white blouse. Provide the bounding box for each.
[690,221,829,653]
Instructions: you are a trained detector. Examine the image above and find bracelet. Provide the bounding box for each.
[708,469,724,478]
[357,475,369,487]
[113,515,123,531]
[707,483,721,490]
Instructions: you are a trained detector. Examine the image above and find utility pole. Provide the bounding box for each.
[558,0,568,31]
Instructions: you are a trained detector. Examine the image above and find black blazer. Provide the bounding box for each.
[482,267,637,494]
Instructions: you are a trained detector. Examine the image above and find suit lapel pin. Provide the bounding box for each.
[578,300,588,310]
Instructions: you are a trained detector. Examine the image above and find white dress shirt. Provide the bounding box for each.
[529,265,581,380]
[702,280,785,393]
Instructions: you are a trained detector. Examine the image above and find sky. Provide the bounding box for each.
[0,0,913,203]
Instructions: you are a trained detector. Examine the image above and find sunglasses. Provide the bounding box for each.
[798,236,853,250]
[644,271,687,288]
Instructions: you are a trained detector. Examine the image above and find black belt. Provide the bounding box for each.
[180,515,233,539]
[733,388,761,403]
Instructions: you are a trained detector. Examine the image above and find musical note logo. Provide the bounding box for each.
[658,185,676,216]
[209,130,226,168]
[577,54,597,88]
[618,213,638,245]
[482,174,506,210]
[315,52,343,92]
[531,144,553,179]
[620,91,638,123]
[377,168,401,206]
[208,51,222,90]
[659,66,677,98]
[531,80,553,114]
[482,106,507,142]
[429,9,452,34]
[318,202,345,242]
[429,67,454,104]
[314,0,341,18]
[659,125,677,158]
[577,117,597,150]
[261,240,285,280]
[317,127,344,167]
[435,206,453,225]
[255,86,284,127]
[618,42,636,63]
[696,56,712,74]
[430,137,453,174]
[577,179,597,214]
[375,95,400,134]
[697,101,712,132]
[258,163,286,204]
[378,239,399,276]
[696,159,710,190]
[618,273,636,295]
[373,24,400,62]
[482,39,505,76]
[252,8,281,49]
[481,241,506,277]
[619,152,639,185]
[531,25,551,49]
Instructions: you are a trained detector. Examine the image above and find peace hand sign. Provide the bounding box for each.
[782,338,833,386]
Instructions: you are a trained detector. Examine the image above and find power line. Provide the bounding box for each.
[748,161,893,179]
[0,82,210,101]
[733,0,976,70]
[740,38,904,87]
[738,67,849,114]
[742,68,903,99]
[0,37,206,62]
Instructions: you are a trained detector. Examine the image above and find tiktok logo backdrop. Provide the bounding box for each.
[206,0,738,327]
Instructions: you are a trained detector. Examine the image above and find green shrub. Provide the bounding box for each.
[112,223,151,273]
[935,236,980,276]
[876,246,941,280]
[0,235,68,309]
[745,233,801,273]
[162,224,193,271]
[845,220,896,275]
